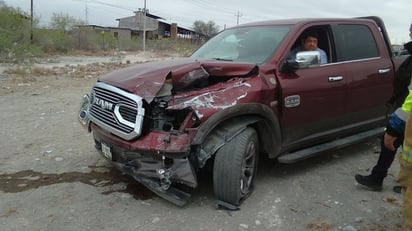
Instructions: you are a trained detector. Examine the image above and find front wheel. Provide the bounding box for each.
[213,127,259,208]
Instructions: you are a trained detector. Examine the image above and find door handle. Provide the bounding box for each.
[378,68,391,74]
[328,76,343,82]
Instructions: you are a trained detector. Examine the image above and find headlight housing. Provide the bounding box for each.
[78,94,92,131]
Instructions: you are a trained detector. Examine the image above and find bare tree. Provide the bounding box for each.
[192,20,220,39]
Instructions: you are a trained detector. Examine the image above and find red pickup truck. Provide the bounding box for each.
[78,16,407,209]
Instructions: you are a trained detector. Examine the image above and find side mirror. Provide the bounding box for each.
[280,50,321,73]
[296,51,321,66]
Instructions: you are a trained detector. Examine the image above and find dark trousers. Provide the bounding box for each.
[371,135,404,180]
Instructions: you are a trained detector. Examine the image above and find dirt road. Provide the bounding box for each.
[0,53,405,231]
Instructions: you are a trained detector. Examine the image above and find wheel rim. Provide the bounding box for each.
[240,140,256,195]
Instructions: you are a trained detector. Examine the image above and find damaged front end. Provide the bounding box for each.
[92,134,198,206]
[78,58,258,206]
[80,80,201,206]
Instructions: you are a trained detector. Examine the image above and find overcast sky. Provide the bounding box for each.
[5,0,412,44]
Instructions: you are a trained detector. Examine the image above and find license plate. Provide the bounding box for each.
[101,142,112,160]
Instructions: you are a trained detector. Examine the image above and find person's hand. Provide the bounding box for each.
[383,132,398,151]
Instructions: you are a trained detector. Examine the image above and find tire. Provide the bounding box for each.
[213,127,259,207]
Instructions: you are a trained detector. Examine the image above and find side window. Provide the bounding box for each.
[289,26,332,64]
[333,24,379,62]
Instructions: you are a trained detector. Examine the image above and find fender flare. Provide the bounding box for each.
[194,103,281,168]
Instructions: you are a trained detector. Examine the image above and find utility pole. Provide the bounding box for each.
[85,5,88,24]
[143,0,146,52]
[235,10,242,25]
[30,0,33,43]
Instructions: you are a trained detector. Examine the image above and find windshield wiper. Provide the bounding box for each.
[213,58,233,61]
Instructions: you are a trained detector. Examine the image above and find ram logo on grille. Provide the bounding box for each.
[93,97,114,111]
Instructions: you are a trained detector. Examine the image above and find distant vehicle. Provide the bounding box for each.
[78,16,407,209]
[394,49,409,56]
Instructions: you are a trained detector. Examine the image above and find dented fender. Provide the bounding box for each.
[197,116,260,168]
[195,104,282,167]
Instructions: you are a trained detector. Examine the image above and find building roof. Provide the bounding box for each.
[136,11,165,20]
[77,25,139,32]
[116,11,165,21]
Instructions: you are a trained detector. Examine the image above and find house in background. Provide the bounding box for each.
[116,9,163,39]
[116,9,204,41]
[75,25,135,50]
[76,8,205,50]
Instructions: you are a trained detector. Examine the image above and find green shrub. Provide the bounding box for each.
[0,4,201,59]
[145,38,199,56]
[0,5,44,62]
[34,28,71,53]
[117,37,141,51]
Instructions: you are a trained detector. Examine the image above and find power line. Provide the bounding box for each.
[72,0,136,12]
[182,0,234,15]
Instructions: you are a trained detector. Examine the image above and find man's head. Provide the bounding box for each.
[301,30,320,51]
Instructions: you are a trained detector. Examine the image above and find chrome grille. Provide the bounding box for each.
[88,82,145,140]
[118,106,137,123]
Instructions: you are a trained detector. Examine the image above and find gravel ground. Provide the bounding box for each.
[0,52,405,231]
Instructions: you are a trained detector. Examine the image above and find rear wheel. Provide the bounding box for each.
[213,127,259,207]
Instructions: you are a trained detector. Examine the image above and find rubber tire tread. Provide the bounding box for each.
[213,127,258,206]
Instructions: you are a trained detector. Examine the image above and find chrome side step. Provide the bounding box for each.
[277,127,384,164]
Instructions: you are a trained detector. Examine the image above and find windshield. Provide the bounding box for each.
[191,25,291,64]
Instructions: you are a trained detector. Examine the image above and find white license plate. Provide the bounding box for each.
[101,142,112,160]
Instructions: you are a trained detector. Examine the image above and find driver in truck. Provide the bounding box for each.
[289,29,328,64]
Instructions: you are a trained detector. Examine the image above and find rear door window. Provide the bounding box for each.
[332,24,379,61]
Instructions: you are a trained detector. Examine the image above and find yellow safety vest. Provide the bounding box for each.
[394,82,412,121]
[402,84,412,164]
[403,111,412,163]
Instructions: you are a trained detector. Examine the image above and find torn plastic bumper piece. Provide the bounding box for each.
[110,157,197,207]
[215,200,240,211]
[133,176,192,207]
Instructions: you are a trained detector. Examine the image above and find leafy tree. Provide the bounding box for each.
[49,12,85,32]
[0,5,30,45]
[192,20,219,39]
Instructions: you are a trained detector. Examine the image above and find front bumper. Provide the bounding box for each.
[93,131,198,206]
[79,85,199,206]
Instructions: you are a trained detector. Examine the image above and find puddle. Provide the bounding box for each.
[0,166,154,200]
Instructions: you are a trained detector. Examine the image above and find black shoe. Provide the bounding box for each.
[393,185,402,194]
[355,174,383,191]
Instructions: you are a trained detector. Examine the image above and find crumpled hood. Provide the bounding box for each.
[99,58,257,102]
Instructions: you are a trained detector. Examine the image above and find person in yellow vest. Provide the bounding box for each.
[356,23,412,192]
[399,109,412,230]
[399,24,412,228]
